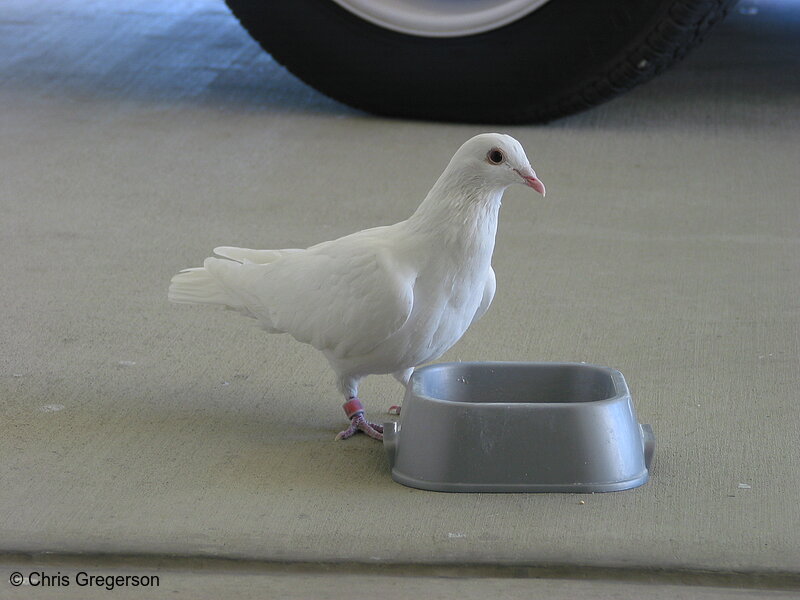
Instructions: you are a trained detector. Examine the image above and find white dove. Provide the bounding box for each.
[168,133,545,441]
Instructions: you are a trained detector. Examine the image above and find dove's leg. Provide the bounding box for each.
[332,375,383,441]
[335,397,384,441]
[388,367,414,415]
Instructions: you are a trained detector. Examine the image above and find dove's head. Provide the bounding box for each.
[451,133,546,196]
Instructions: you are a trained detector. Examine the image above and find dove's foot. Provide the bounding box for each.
[335,414,384,441]
[388,405,401,415]
[335,397,384,441]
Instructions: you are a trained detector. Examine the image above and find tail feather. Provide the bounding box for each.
[169,256,283,331]
[214,246,301,264]
[168,266,242,309]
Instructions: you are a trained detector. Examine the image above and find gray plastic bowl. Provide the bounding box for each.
[383,362,654,493]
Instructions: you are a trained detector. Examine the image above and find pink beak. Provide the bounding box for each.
[515,169,546,196]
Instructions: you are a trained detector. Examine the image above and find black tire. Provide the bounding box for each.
[224,0,734,123]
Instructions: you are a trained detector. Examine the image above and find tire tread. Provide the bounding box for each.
[523,0,735,122]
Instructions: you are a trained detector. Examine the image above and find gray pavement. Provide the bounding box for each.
[1,0,799,596]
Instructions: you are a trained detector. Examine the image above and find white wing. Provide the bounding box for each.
[205,229,415,359]
[469,266,496,327]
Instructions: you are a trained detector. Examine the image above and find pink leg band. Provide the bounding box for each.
[343,397,365,419]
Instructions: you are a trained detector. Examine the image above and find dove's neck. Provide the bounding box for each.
[407,171,505,253]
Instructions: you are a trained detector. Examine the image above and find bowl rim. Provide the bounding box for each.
[407,361,630,409]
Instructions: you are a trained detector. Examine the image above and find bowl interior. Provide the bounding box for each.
[414,363,619,404]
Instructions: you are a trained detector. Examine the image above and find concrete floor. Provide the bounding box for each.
[1,0,799,597]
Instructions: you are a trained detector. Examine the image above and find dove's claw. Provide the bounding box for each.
[335,414,384,441]
[388,405,402,415]
[335,397,384,441]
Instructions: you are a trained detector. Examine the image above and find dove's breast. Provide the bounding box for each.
[404,258,492,363]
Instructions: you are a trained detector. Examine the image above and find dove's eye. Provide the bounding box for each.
[487,149,504,165]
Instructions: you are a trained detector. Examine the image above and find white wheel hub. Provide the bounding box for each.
[330,0,551,38]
